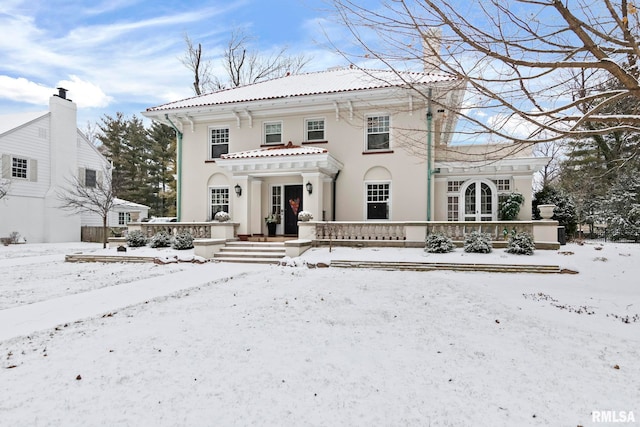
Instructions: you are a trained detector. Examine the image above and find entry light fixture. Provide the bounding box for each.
[234,184,242,197]
[306,181,313,195]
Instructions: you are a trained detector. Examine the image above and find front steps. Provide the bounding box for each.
[213,241,286,264]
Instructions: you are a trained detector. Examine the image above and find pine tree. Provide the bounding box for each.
[148,122,176,217]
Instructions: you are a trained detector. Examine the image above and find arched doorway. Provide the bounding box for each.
[460,179,497,221]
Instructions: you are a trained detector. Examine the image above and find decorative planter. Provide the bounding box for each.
[538,204,556,220]
[267,222,277,237]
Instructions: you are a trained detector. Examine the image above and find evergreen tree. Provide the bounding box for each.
[532,186,578,237]
[147,122,176,217]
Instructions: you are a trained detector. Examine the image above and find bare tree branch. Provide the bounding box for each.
[57,168,116,248]
[331,0,640,144]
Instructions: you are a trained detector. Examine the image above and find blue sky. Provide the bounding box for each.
[0,0,346,129]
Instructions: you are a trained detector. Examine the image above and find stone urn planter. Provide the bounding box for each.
[538,204,556,220]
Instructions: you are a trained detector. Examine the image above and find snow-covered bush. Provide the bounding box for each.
[463,231,493,253]
[126,230,147,247]
[214,211,231,222]
[149,231,172,248]
[425,232,455,253]
[298,210,313,221]
[506,231,535,255]
[499,192,524,220]
[172,231,194,250]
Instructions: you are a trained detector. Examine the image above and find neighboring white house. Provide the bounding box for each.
[142,67,547,238]
[0,89,148,243]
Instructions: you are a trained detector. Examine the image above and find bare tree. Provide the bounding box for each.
[533,141,564,189]
[183,29,310,94]
[57,168,116,248]
[180,34,216,95]
[331,0,640,145]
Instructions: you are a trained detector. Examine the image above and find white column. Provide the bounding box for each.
[301,172,324,221]
[250,179,263,235]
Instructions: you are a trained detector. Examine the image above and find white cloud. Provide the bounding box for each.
[56,76,113,108]
[0,76,52,105]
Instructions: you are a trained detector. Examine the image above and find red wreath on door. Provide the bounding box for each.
[289,198,300,216]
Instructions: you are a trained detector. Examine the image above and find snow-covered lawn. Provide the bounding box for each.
[1,241,639,426]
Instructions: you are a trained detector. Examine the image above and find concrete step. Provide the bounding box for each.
[213,256,282,264]
[213,241,286,264]
[215,251,285,259]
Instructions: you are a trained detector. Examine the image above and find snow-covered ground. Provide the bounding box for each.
[1,241,639,426]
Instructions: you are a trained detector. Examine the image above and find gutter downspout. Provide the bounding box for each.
[332,170,341,220]
[426,88,433,222]
[165,114,183,221]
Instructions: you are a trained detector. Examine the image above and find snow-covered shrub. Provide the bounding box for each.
[172,231,194,250]
[149,231,172,248]
[499,192,524,220]
[425,232,455,253]
[126,230,147,247]
[214,211,231,222]
[298,210,313,221]
[506,231,535,255]
[463,231,493,253]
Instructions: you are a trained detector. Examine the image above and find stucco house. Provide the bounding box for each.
[142,67,547,242]
[0,89,148,243]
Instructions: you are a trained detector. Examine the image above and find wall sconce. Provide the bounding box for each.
[306,181,313,195]
[234,184,242,197]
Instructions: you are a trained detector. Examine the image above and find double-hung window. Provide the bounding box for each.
[366,115,390,151]
[305,119,325,141]
[366,182,390,219]
[210,187,229,219]
[264,122,282,145]
[210,127,229,159]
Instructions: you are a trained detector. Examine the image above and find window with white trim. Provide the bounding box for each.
[271,186,282,216]
[210,187,229,219]
[305,119,325,141]
[118,212,131,225]
[85,169,97,188]
[493,179,511,192]
[446,180,465,221]
[264,122,282,145]
[209,127,229,159]
[12,157,28,179]
[366,182,390,219]
[366,115,390,150]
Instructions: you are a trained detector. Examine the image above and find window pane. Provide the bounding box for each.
[308,130,324,140]
[265,133,281,144]
[211,144,228,158]
[85,169,97,187]
[367,133,389,150]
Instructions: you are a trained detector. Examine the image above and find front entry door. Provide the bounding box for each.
[284,185,303,235]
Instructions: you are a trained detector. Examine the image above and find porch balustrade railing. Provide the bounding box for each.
[312,221,536,242]
[139,223,213,239]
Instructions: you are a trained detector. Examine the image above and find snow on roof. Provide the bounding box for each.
[0,111,48,136]
[113,198,150,209]
[220,142,327,160]
[147,67,458,112]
